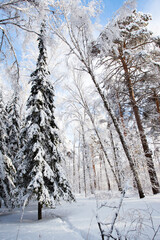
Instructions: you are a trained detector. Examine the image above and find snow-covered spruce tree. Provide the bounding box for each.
[6,94,20,167]
[0,92,16,208]
[16,22,74,220]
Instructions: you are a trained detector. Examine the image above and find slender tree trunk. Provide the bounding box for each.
[92,156,97,189]
[82,148,87,197]
[72,136,76,192]
[120,56,160,195]
[92,159,97,189]
[38,202,42,220]
[78,133,81,194]
[109,128,122,189]
[99,161,102,190]
[81,128,87,196]
[88,69,145,198]
[100,153,111,191]
[90,144,97,189]
[82,124,94,194]
[116,90,127,136]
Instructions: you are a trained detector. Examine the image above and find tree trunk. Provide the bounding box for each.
[38,202,42,220]
[72,136,76,192]
[99,161,102,190]
[100,153,111,191]
[109,128,123,189]
[90,144,97,189]
[116,90,127,136]
[78,133,81,194]
[82,149,87,197]
[88,69,145,199]
[81,124,94,194]
[120,56,160,195]
[153,89,160,114]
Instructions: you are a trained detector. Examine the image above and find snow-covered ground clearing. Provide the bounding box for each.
[0,192,160,240]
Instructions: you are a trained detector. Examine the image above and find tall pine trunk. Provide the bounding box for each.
[120,56,160,195]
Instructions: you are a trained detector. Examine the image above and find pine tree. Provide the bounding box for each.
[98,9,160,194]
[16,22,74,220]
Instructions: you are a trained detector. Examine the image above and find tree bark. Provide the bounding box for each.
[120,56,160,195]
[153,90,160,114]
[38,202,42,220]
[153,89,160,123]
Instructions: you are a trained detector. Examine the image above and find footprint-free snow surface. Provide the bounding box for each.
[0,192,160,240]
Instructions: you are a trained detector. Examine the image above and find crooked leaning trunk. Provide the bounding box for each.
[88,70,145,199]
[120,56,160,195]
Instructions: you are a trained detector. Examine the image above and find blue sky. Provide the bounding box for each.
[100,0,160,35]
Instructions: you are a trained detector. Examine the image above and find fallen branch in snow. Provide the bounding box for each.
[97,221,105,240]
[152,225,160,240]
[96,190,160,240]
[96,189,126,240]
[106,190,126,239]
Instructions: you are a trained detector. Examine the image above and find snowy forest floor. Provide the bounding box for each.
[0,192,160,240]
